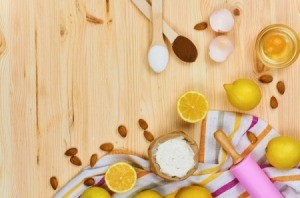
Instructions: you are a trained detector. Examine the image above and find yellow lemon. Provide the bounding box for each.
[133,190,163,198]
[81,187,111,198]
[177,91,209,123]
[105,162,137,193]
[224,79,261,111]
[266,136,300,170]
[175,186,212,198]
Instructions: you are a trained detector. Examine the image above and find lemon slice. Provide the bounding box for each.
[105,162,137,193]
[177,91,209,123]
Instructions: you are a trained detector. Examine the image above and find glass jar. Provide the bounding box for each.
[255,24,300,71]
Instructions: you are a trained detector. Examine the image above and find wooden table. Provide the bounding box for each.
[0,0,300,197]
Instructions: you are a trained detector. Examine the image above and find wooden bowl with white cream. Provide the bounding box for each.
[148,131,199,181]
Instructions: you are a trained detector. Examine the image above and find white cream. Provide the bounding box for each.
[148,45,169,73]
[155,136,195,178]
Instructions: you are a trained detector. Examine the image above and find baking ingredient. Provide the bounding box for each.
[70,156,82,166]
[277,81,285,94]
[233,8,240,16]
[144,131,154,142]
[86,12,103,24]
[118,125,127,137]
[100,143,114,152]
[148,45,169,73]
[90,154,98,167]
[177,91,209,123]
[270,96,278,109]
[138,119,148,130]
[194,22,208,30]
[259,74,273,83]
[246,131,257,144]
[64,148,78,156]
[210,9,234,32]
[155,136,195,178]
[50,176,58,190]
[263,35,286,55]
[209,36,234,62]
[266,136,300,169]
[81,187,111,198]
[134,190,163,198]
[172,36,198,62]
[175,186,212,198]
[84,177,95,186]
[224,79,262,111]
[105,162,137,193]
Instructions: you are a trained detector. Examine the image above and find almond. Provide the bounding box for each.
[233,8,240,16]
[64,148,78,156]
[277,81,285,95]
[138,119,148,130]
[259,74,273,83]
[50,176,58,190]
[246,131,257,144]
[118,125,127,138]
[84,177,95,186]
[270,96,278,109]
[70,156,82,166]
[194,22,208,31]
[144,131,154,142]
[90,154,98,167]
[100,143,114,152]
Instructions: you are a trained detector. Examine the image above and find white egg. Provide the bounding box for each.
[148,45,169,73]
[210,9,234,33]
[209,35,234,63]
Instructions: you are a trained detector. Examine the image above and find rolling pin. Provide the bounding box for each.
[214,130,283,198]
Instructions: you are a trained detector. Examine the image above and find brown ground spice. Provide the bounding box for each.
[172,36,198,62]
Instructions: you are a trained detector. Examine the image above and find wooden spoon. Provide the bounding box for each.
[131,0,198,63]
[147,0,169,73]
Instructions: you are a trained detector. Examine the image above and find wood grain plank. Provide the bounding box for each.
[0,0,299,197]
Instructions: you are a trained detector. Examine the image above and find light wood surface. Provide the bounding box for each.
[0,0,300,197]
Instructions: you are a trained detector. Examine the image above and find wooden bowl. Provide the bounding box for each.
[148,131,199,181]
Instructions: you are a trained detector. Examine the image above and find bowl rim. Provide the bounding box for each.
[148,131,199,181]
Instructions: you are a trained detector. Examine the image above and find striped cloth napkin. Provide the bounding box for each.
[55,111,300,198]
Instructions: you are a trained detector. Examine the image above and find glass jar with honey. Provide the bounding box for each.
[255,24,300,71]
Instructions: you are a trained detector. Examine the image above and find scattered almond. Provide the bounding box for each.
[246,131,257,144]
[84,177,95,186]
[50,176,58,190]
[259,74,273,83]
[118,125,127,138]
[233,8,240,16]
[64,148,78,156]
[90,154,98,168]
[144,131,154,142]
[270,96,278,109]
[100,143,114,152]
[277,81,285,95]
[194,22,208,31]
[70,156,82,166]
[138,119,148,130]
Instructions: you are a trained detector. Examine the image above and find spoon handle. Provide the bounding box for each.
[131,0,178,43]
[151,0,163,45]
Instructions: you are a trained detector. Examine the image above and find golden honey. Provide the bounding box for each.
[255,24,300,69]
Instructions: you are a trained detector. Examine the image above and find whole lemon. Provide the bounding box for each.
[134,190,163,198]
[266,136,300,170]
[81,187,111,198]
[175,186,212,198]
[224,79,262,111]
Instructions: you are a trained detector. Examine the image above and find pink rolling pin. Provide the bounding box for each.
[214,130,283,198]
